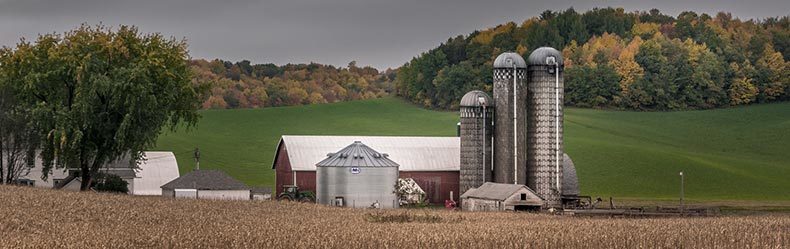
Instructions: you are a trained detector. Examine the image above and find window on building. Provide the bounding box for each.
[520,193,527,200]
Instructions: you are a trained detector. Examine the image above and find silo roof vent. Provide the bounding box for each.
[316,141,399,167]
[493,52,527,69]
[460,90,494,107]
[527,47,564,66]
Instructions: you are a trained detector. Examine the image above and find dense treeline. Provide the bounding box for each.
[191,60,395,109]
[396,8,789,110]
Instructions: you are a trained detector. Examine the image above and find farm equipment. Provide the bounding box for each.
[277,185,315,202]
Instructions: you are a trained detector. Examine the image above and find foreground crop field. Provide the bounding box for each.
[1,186,788,248]
[154,97,790,201]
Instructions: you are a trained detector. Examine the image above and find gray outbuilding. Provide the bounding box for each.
[161,170,250,200]
[316,141,399,208]
[460,182,543,211]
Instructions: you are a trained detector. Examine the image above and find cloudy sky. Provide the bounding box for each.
[1,0,787,69]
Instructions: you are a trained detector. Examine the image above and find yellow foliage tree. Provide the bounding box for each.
[755,44,787,100]
[631,22,660,38]
[728,77,758,105]
[612,37,644,93]
[472,22,516,45]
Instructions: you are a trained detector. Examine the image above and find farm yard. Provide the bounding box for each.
[154,97,790,201]
[1,185,788,248]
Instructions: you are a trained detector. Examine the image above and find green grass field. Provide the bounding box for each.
[154,97,790,201]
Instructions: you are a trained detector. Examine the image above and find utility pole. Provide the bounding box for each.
[194,147,200,171]
[679,171,684,215]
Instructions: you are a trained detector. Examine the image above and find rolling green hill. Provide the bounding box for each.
[154,97,790,201]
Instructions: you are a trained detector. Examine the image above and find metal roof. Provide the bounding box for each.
[460,182,542,201]
[460,90,493,107]
[273,135,460,171]
[527,47,564,66]
[493,52,527,68]
[160,170,249,190]
[562,153,579,196]
[317,141,399,167]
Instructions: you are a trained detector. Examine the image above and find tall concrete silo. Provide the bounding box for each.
[316,141,399,208]
[526,47,564,207]
[492,52,527,185]
[459,90,494,195]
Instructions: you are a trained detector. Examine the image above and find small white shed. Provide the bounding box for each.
[161,170,250,200]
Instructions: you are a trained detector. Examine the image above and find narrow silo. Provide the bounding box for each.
[459,90,494,195]
[492,52,528,185]
[526,47,564,207]
[316,141,399,208]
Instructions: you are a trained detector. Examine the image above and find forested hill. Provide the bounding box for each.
[396,8,789,111]
[191,59,395,109]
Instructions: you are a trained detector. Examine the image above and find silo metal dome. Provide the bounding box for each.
[460,90,493,107]
[493,52,527,68]
[562,153,579,196]
[527,47,564,66]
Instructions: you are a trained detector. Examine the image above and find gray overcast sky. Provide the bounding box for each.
[1,0,788,69]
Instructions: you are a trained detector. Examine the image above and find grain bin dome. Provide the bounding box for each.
[527,47,564,66]
[460,90,493,107]
[316,141,399,167]
[493,52,527,68]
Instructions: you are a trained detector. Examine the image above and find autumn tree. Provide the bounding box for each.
[0,25,206,190]
[754,44,787,101]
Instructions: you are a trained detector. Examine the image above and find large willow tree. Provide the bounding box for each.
[0,25,205,190]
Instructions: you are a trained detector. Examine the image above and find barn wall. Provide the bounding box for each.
[274,142,459,205]
[274,143,293,197]
[461,198,501,211]
[399,171,459,204]
[162,189,175,197]
[198,190,250,200]
[502,188,544,208]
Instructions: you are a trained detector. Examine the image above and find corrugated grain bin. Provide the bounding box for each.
[316,141,399,208]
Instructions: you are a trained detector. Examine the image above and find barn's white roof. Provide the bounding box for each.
[132,151,181,195]
[274,135,460,171]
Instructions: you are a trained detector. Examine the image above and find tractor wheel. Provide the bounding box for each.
[299,196,315,203]
[278,195,294,202]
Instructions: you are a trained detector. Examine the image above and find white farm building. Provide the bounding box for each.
[160,170,250,200]
[18,151,180,195]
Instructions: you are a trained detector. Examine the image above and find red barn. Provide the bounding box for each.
[272,135,460,204]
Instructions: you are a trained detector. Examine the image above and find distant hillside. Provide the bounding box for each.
[396,8,789,110]
[154,97,790,200]
[191,59,395,109]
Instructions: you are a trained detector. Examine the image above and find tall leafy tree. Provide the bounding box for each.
[0,75,38,184]
[0,25,206,190]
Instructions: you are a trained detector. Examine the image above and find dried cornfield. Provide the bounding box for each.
[0,185,787,248]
